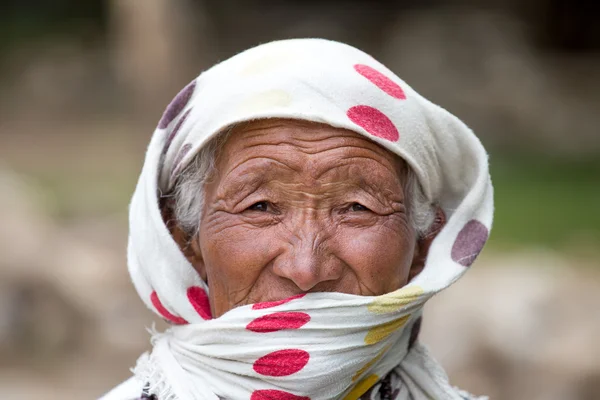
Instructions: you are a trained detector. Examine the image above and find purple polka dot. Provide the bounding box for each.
[158,80,196,129]
[163,108,192,154]
[170,143,192,182]
[451,220,489,267]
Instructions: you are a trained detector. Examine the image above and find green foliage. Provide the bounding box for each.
[0,0,107,54]
[489,155,600,250]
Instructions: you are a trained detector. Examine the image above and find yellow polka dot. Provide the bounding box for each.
[237,90,292,114]
[367,285,424,314]
[352,346,389,382]
[364,315,410,345]
[239,52,295,76]
[343,374,379,400]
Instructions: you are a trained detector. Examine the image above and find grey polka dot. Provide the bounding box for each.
[170,143,193,182]
[408,316,422,350]
[163,108,192,154]
[158,80,196,129]
[451,220,488,267]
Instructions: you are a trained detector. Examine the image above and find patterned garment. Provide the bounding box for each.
[133,323,484,400]
[137,367,481,400]
[138,376,392,400]
[105,38,493,400]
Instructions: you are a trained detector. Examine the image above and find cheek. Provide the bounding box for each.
[337,224,415,293]
[200,219,280,306]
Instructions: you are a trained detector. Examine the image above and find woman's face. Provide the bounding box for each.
[187,119,423,318]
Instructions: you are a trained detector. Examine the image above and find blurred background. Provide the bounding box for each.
[0,0,599,399]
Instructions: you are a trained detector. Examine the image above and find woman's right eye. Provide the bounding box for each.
[349,202,370,212]
[247,201,270,212]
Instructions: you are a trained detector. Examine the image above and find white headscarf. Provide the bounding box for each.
[126,39,493,400]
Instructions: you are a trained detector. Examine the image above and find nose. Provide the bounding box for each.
[272,224,343,292]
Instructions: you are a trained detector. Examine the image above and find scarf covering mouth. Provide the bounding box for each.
[127,38,493,400]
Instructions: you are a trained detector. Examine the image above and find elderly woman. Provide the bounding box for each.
[102,39,492,400]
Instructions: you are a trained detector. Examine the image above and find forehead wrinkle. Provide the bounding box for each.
[309,154,403,187]
[225,155,300,178]
[216,119,409,202]
[231,118,381,148]
[217,154,404,203]
[277,162,404,208]
[272,180,355,199]
[226,118,401,163]
[247,132,389,158]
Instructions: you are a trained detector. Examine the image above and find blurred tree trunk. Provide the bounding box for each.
[107,0,212,119]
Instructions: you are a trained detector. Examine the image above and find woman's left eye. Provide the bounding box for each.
[247,201,270,212]
[349,203,370,212]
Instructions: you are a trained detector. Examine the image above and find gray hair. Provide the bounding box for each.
[169,127,436,238]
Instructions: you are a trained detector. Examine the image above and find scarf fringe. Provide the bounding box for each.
[454,388,489,400]
[132,326,179,400]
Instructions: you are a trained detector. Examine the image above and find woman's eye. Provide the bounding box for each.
[247,201,270,212]
[350,203,369,212]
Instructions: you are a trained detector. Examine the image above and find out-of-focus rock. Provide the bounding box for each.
[0,278,88,363]
[0,170,53,272]
[422,251,600,400]
[0,169,88,360]
[0,168,151,358]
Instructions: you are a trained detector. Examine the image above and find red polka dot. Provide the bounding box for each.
[187,286,212,320]
[251,390,310,400]
[253,349,309,376]
[252,294,306,310]
[246,312,310,333]
[150,291,188,325]
[347,106,399,142]
[158,80,196,129]
[354,64,406,99]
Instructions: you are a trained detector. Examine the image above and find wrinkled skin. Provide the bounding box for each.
[174,119,443,318]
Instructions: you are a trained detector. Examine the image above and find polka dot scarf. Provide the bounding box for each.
[127,39,492,400]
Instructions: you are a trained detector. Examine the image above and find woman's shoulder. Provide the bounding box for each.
[98,377,143,400]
